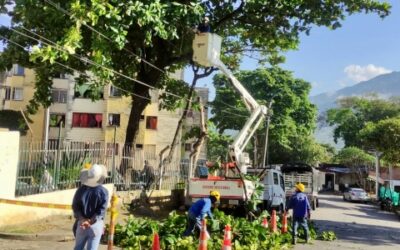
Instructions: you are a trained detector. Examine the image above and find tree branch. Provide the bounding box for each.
[214,0,245,29]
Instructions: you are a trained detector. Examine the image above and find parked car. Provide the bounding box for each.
[343,188,370,202]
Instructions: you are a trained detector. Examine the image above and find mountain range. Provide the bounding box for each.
[310,71,400,148]
[310,71,400,112]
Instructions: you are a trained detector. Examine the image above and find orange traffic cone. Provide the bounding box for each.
[152,233,160,250]
[221,224,232,250]
[270,210,277,233]
[198,219,208,250]
[261,217,269,229]
[281,211,288,234]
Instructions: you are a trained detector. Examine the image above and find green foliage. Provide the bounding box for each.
[360,117,400,163]
[0,0,391,144]
[327,96,400,147]
[334,147,374,167]
[333,147,374,186]
[113,210,300,249]
[318,231,337,241]
[0,110,29,135]
[244,175,264,212]
[206,122,233,162]
[210,67,318,164]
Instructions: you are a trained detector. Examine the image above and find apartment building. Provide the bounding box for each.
[0,65,208,162]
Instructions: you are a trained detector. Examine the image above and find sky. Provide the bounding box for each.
[186,0,400,98]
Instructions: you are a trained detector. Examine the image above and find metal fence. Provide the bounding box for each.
[15,140,188,197]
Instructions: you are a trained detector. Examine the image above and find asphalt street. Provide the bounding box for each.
[295,194,400,250]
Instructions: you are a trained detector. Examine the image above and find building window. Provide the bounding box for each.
[72,113,102,128]
[186,109,194,118]
[106,143,119,156]
[136,144,143,149]
[108,113,120,126]
[54,72,67,79]
[109,85,122,97]
[140,115,145,120]
[51,89,68,103]
[49,113,65,127]
[74,84,104,99]
[184,143,192,152]
[12,88,23,100]
[13,65,25,76]
[146,116,157,130]
[4,87,11,100]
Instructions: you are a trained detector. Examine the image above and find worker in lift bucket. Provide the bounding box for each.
[195,16,211,34]
[286,183,311,245]
[183,190,220,237]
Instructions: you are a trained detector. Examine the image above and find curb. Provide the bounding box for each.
[0,232,75,242]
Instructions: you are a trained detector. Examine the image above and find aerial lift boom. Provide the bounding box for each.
[192,33,268,173]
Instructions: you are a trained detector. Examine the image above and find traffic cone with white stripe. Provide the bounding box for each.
[198,219,208,250]
[221,224,232,250]
[281,211,288,234]
[152,233,160,250]
[261,217,269,229]
[270,209,277,233]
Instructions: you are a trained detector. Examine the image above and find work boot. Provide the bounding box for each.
[292,237,297,245]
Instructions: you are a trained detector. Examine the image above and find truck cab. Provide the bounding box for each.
[247,166,286,211]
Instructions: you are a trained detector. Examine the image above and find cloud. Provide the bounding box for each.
[344,64,392,83]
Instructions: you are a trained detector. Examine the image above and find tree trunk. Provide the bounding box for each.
[165,66,215,163]
[189,97,208,178]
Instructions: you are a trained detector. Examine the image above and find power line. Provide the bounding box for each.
[44,0,166,75]
[2,28,248,118]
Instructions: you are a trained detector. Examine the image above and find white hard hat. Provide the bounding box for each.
[80,164,108,187]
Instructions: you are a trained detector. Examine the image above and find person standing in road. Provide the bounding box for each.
[72,163,109,250]
[143,160,155,190]
[183,190,220,236]
[286,183,311,244]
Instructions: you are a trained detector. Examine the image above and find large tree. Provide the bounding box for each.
[210,67,319,164]
[0,0,391,147]
[327,96,400,147]
[360,118,400,164]
[334,146,374,187]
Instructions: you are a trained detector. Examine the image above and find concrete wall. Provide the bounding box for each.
[0,131,19,199]
[0,184,114,227]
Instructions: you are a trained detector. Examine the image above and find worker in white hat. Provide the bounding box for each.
[72,163,109,250]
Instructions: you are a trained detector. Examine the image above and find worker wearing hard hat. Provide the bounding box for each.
[286,183,311,245]
[183,190,220,236]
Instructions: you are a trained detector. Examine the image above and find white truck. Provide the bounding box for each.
[187,33,285,210]
[281,163,319,210]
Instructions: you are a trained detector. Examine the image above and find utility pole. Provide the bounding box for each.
[262,100,273,168]
[374,151,382,198]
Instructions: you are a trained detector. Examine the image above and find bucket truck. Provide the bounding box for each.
[187,33,286,210]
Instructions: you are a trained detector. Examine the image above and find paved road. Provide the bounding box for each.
[295,194,400,250]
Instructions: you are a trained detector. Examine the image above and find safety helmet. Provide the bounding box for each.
[210,190,220,202]
[295,183,305,192]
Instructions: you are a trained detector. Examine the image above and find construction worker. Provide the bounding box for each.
[286,183,311,245]
[195,16,211,34]
[183,190,220,236]
[72,164,109,250]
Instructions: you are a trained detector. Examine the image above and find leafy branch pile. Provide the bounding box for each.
[111,210,319,250]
